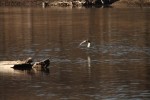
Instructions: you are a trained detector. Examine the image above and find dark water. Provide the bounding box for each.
[0,7,150,100]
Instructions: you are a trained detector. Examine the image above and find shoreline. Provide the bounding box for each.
[0,0,150,8]
[111,0,150,8]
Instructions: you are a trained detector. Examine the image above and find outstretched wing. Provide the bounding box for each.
[79,40,87,46]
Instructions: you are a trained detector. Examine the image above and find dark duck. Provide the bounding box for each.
[32,59,50,69]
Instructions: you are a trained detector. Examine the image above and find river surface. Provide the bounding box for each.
[0,7,150,100]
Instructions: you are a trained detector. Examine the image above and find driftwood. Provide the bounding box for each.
[13,63,33,70]
[12,57,50,70]
[12,57,33,70]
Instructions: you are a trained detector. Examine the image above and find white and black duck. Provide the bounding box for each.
[79,39,91,48]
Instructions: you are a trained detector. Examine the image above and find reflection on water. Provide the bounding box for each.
[0,7,150,100]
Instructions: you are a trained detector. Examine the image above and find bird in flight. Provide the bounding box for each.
[79,39,91,48]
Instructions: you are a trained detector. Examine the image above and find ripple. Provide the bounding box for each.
[37,93,45,96]
[90,45,150,58]
[51,58,71,63]
[30,85,42,88]
[23,49,34,53]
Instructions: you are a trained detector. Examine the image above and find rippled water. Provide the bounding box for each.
[0,7,150,100]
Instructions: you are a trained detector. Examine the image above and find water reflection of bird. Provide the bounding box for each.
[87,56,91,67]
[79,40,91,48]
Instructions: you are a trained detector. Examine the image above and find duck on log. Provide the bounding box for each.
[12,57,50,70]
[12,57,33,70]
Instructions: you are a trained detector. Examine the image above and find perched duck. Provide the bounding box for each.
[32,59,50,69]
[79,40,91,48]
[24,57,33,64]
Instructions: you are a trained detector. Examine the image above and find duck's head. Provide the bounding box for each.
[25,57,33,64]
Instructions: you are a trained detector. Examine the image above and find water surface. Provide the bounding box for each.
[0,7,150,100]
